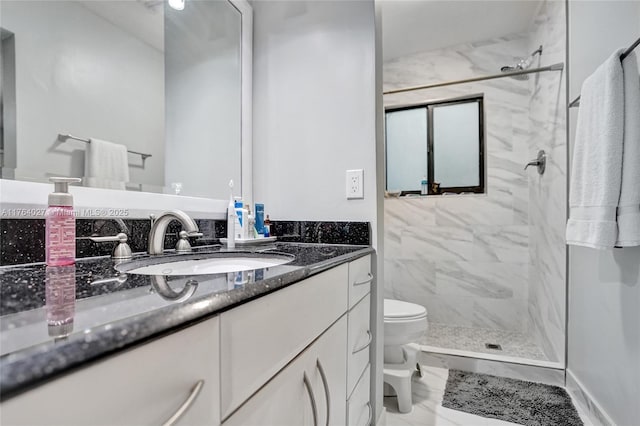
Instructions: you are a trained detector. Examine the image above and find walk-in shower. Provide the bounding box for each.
[383,31,568,369]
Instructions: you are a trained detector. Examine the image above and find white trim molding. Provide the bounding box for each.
[230,0,253,207]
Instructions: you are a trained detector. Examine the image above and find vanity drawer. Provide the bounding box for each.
[348,255,372,308]
[0,317,220,426]
[347,364,371,426]
[347,293,371,397]
[220,264,349,418]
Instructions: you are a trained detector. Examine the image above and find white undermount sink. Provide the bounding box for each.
[119,253,294,276]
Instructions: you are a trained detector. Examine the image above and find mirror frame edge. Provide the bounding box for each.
[0,0,253,219]
[234,0,253,208]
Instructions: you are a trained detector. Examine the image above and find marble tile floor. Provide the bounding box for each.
[384,365,592,426]
[422,323,548,361]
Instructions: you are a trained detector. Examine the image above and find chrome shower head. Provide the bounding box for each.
[501,65,529,80]
[501,45,543,80]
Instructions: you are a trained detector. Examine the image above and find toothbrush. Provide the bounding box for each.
[227,180,236,249]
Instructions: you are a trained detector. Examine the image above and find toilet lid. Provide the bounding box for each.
[384,299,427,320]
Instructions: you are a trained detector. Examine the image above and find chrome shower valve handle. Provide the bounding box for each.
[525,150,546,175]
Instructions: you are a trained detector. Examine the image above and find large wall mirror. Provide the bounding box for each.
[0,0,251,203]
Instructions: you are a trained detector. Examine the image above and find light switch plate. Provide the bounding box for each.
[346,169,364,199]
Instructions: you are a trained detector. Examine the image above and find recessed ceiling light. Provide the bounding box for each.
[168,0,185,11]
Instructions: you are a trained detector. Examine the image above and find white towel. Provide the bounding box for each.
[566,50,624,249]
[616,51,640,247]
[84,138,130,190]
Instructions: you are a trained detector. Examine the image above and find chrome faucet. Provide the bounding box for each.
[148,210,202,255]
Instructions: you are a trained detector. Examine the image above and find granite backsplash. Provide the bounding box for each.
[0,219,370,266]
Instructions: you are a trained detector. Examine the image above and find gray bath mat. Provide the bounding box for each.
[442,370,583,426]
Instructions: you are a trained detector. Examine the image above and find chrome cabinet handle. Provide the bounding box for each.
[161,380,204,426]
[303,372,318,426]
[316,359,331,426]
[364,402,372,426]
[353,273,373,286]
[352,331,372,355]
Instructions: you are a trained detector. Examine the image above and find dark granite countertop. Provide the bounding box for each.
[0,242,373,400]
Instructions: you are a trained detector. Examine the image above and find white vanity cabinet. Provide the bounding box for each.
[1,254,373,426]
[0,317,221,426]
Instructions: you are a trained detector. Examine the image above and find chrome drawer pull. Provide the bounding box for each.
[353,273,373,286]
[364,402,372,426]
[162,379,204,426]
[316,359,331,426]
[303,372,318,426]
[352,331,372,355]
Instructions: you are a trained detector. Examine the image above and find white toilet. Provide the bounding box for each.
[383,298,428,414]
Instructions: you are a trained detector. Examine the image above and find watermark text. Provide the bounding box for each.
[1,208,130,218]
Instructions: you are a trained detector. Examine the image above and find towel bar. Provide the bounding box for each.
[58,133,152,160]
[569,35,640,108]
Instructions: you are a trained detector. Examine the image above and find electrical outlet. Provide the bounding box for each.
[346,169,364,199]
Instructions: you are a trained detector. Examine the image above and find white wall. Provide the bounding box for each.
[567,2,640,425]
[1,1,165,187]
[251,0,377,244]
[251,0,380,420]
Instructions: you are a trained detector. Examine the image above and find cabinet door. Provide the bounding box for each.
[221,350,314,426]
[312,315,348,426]
[0,317,220,426]
[224,316,347,426]
[220,264,349,418]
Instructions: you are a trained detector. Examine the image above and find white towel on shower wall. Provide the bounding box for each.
[616,50,640,247]
[84,138,130,190]
[566,49,624,249]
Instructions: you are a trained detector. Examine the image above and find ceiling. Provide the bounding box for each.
[80,0,164,52]
[80,0,541,61]
[379,0,542,61]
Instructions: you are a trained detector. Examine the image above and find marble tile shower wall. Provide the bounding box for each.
[383,35,533,333]
[526,0,567,363]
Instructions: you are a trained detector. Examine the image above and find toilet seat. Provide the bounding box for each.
[384,299,427,321]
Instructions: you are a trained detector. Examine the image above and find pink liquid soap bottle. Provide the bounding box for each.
[45,265,76,338]
[45,177,81,266]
